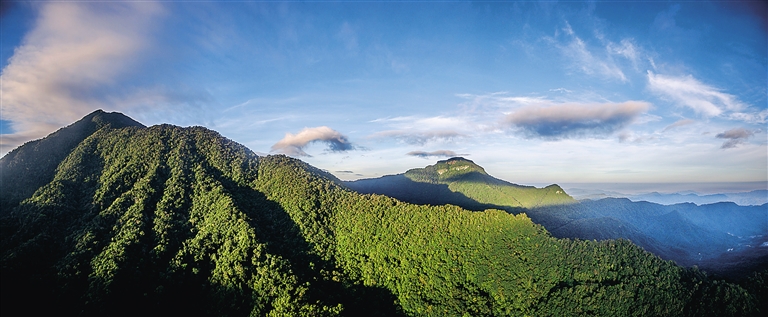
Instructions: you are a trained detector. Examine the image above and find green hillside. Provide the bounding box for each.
[0,113,764,316]
[347,157,575,211]
[0,110,144,210]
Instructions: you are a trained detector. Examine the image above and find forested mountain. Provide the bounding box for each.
[0,110,144,210]
[1,111,765,316]
[346,157,575,211]
[345,158,767,279]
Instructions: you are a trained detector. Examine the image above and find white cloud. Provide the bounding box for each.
[647,71,748,118]
[368,115,474,145]
[0,2,164,154]
[271,126,354,157]
[368,116,416,123]
[563,36,627,82]
[728,109,768,124]
[549,21,642,83]
[662,118,696,132]
[562,21,575,35]
[457,92,549,113]
[549,88,573,94]
[608,38,640,69]
[371,130,465,145]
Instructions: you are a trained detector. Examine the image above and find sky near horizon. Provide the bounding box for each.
[1,1,766,188]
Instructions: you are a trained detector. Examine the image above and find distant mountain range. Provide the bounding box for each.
[567,187,768,206]
[528,199,768,278]
[346,159,768,278]
[1,110,766,316]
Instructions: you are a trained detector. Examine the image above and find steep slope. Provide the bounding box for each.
[346,157,575,211]
[1,113,764,316]
[0,109,144,210]
[1,125,346,316]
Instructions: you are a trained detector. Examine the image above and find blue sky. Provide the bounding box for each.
[1,1,766,190]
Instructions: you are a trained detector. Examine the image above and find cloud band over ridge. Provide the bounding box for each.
[505,101,650,138]
[406,150,465,158]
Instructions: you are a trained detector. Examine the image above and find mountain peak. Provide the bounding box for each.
[403,156,488,183]
[436,156,474,164]
[81,109,145,129]
[431,157,486,175]
[1,110,145,209]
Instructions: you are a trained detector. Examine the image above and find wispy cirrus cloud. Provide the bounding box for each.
[551,21,631,82]
[271,126,355,157]
[369,115,471,145]
[716,127,756,149]
[456,93,547,113]
[647,71,748,118]
[662,118,696,132]
[0,1,164,154]
[607,38,641,70]
[562,36,627,82]
[336,22,358,53]
[505,101,650,139]
[372,130,465,145]
[368,116,417,123]
[406,150,466,158]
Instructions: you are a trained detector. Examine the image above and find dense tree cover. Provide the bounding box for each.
[265,156,761,317]
[0,110,143,211]
[1,125,348,316]
[346,157,574,211]
[347,157,767,279]
[1,114,765,316]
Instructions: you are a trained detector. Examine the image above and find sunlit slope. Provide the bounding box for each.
[347,157,575,211]
[0,113,763,316]
[259,156,762,317]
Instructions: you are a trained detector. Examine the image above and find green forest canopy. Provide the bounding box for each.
[0,112,765,316]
